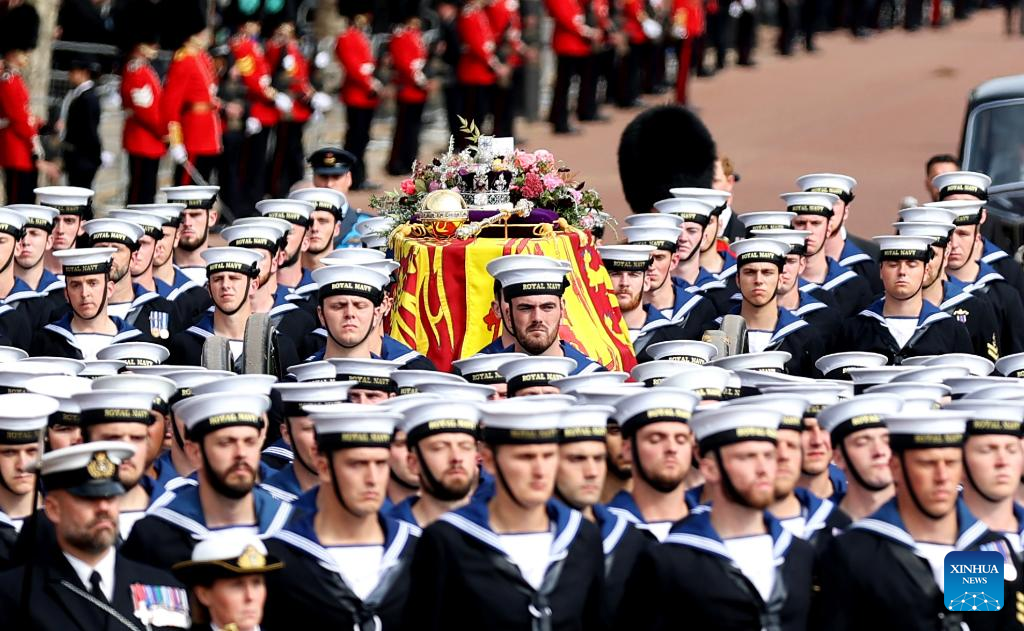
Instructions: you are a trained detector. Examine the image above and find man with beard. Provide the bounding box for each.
[798,173,882,296]
[388,400,480,527]
[487,255,604,374]
[263,407,419,628]
[163,185,220,286]
[122,391,292,570]
[260,381,355,503]
[895,210,1002,362]
[582,386,645,503]
[474,255,570,355]
[0,393,48,567]
[147,370,226,488]
[556,403,651,617]
[931,196,1024,356]
[304,148,370,249]
[617,405,816,629]
[606,388,700,542]
[839,235,973,364]
[0,440,189,630]
[32,248,145,359]
[816,410,1024,630]
[257,197,315,295]
[656,197,734,315]
[35,186,92,276]
[785,191,873,319]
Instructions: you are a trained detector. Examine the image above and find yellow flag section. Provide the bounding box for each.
[389,227,637,372]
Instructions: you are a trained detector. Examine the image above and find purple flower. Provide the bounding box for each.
[428,180,442,191]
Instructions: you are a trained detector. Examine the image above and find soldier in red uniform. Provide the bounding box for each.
[335,1,381,191]
[386,0,429,176]
[457,0,504,147]
[0,4,45,204]
[619,0,651,108]
[486,0,527,137]
[118,1,166,205]
[546,0,599,134]
[672,0,704,105]
[162,2,222,187]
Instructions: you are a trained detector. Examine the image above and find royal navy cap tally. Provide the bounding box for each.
[630,359,701,387]
[34,186,93,216]
[193,374,277,397]
[478,397,573,444]
[623,213,684,229]
[659,366,732,401]
[780,192,838,217]
[174,392,270,440]
[691,406,781,452]
[327,358,400,392]
[7,204,58,231]
[728,393,808,432]
[401,400,479,445]
[307,147,356,176]
[313,264,389,304]
[558,405,613,443]
[0,347,28,363]
[172,533,283,585]
[873,235,933,262]
[452,353,527,385]
[125,203,185,227]
[73,390,157,427]
[53,247,116,276]
[161,185,219,210]
[34,441,135,497]
[996,352,1024,378]
[738,211,796,235]
[897,206,958,225]
[730,238,790,267]
[416,381,496,402]
[549,371,629,394]
[96,342,169,367]
[932,171,991,200]
[621,226,681,252]
[310,409,397,451]
[814,352,889,380]
[646,340,719,365]
[273,382,354,417]
[944,399,1024,436]
[201,246,263,277]
[885,411,967,450]
[924,200,985,226]
[0,393,57,444]
[894,221,956,247]
[598,244,655,273]
[25,375,91,427]
[222,222,288,252]
[487,255,570,299]
[615,388,698,437]
[288,188,346,216]
[389,369,465,396]
[499,356,577,396]
[654,197,716,225]
[355,216,395,250]
[256,198,315,226]
[668,187,731,213]
[818,394,901,443]
[796,173,857,201]
[924,353,994,377]
[712,351,792,374]
[749,229,811,256]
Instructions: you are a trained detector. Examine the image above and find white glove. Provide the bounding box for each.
[100,151,114,168]
[103,92,122,110]
[742,0,757,10]
[314,51,331,69]
[169,144,188,165]
[310,92,332,112]
[245,116,263,137]
[729,1,743,17]
[642,18,663,40]
[274,92,294,114]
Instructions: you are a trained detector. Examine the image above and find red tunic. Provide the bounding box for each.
[622,0,649,46]
[161,47,222,156]
[0,69,37,170]
[121,57,166,159]
[673,0,706,37]
[335,27,380,109]
[545,0,592,57]
[229,34,279,127]
[456,4,498,86]
[266,39,313,124]
[486,0,526,68]
[389,25,428,105]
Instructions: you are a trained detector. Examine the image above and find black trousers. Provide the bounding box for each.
[577,54,600,121]
[387,101,425,176]
[492,66,524,137]
[270,121,306,198]
[443,79,462,140]
[65,156,99,189]
[904,0,924,28]
[455,84,491,149]
[237,125,272,217]
[548,54,587,132]
[218,130,245,219]
[2,167,37,204]
[801,0,820,48]
[736,11,757,64]
[777,0,797,53]
[126,154,160,204]
[173,154,218,187]
[344,106,375,188]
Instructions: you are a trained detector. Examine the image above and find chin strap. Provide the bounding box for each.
[491,446,529,509]
[72,273,110,321]
[217,279,253,317]
[838,441,891,493]
[898,452,946,520]
[713,449,759,509]
[414,444,471,502]
[962,450,1004,504]
[287,419,318,477]
[200,446,251,501]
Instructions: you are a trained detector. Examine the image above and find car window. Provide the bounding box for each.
[965,100,1024,187]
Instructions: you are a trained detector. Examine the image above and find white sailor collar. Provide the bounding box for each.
[146,483,292,539]
[858,297,950,330]
[439,497,583,564]
[851,497,991,554]
[663,504,795,566]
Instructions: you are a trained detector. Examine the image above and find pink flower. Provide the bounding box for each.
[568,187,582,203]
[400,179,417,195]
[542,173,563,190]
[534,149,554,164]
[514,151,537,171]
[522,172,544,198]
[428,180,442,191]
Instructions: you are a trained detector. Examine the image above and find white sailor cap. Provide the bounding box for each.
[614,388,698,436]
[727,393,808,432]
[273,382,354,417]
[172,533,282,585]
[558,405,614,443]
[126,203,186,226]
[598,245,655,273]
[757,383,848,416]
[945,376,1017,399]
[7,204,58,231]
[659,366,732,401]
[132,365,214,377]
[400,400,479,445]
[711,351,792,374]
[312,264,389,304]
[486,255,571,279]
[780,192,838,217]
[287,188,346,215]
[0,209,25,240]
[80,361,127,379]
[381,393,443,416]
[478,396,573,444]
[945,399,1024,437]
[818,393,902,442]
[33,441,135,497]
[549,371,628,394]
[201,246,263,277]
[897,206,958,225]
[815,352,888,380]
[866,382,951,403]
[894,221,956,246]
[923,200,985,226]
[962,384,1024,401]
[321,248,388,266]
[0,347,28,363]
[96,342,170,368]
[390,370,465,396]
[452,353,527,385]
[234,216,294,236]
[573,384,645,408]
[796,173,857,200]
[0,393,57,444]
[416,381,496,402]
[737,212,796,235]
[901,395,943,411]
[621,226,681,252]
[630,359,701,387]
[18,357,87,376]
[193,374,277,397]
[885,410,967,450]
[25,375,92,427]
[0,365,73,394]
[106,211,165,240]
[161,185,219,209]
[72,390,158,427]
[499,356,577,396]
[923,354,994,377]
[890,365,971,384]
[91,374,177,413]
[749,229,811,256]
[328,358,400,392]
[668,187,730,210]
[900,356,936,366]
[309,409,398,451]
[282,361,335,383]
[873,235,934,262]
[623,213,684,229]
[995,352,1024,378]
[487,255,569,299]
[173,392,270,440]
[846,366,918,392]
[53,247,116,276]
[355,216,395,250]
[653,197,716,225]
[931,171,991,200]
[221,222,287,252]
[646,340,718,365]
[34,186,93,216]
[256,198,315,225]
[690,405,781,452]
[730,238,791,267]
[165,370,235,402]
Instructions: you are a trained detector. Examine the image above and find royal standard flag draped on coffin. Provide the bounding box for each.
[389,227,637,373]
